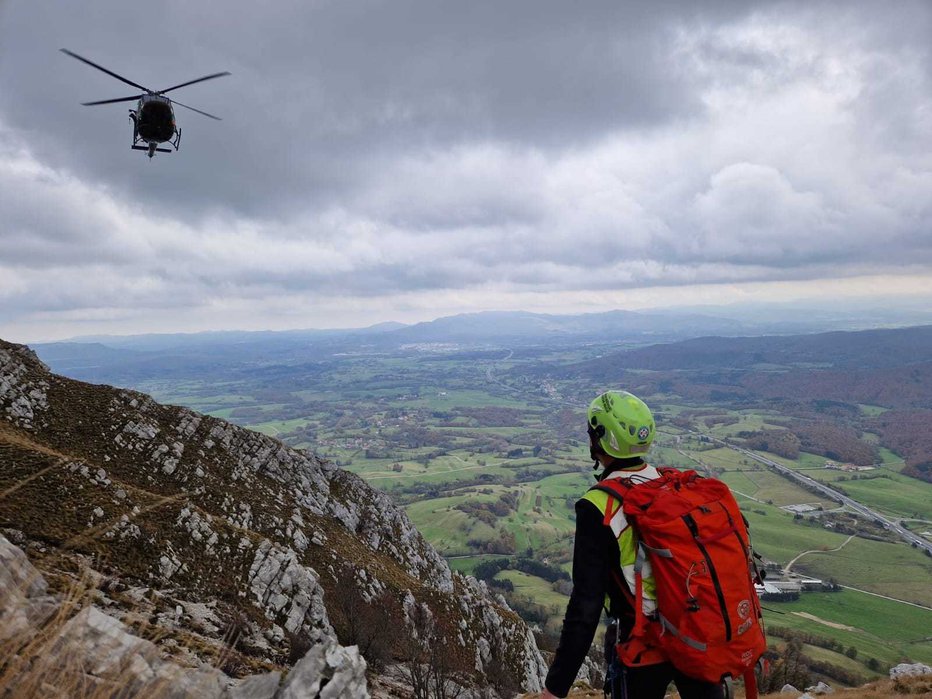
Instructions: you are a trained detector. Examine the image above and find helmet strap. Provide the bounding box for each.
[587,424,605,469]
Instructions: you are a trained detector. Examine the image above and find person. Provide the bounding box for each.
[540,390,724,699]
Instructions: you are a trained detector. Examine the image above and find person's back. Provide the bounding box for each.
[540,390,725,699]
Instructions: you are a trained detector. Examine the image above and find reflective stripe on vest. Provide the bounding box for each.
[582,487,658,614]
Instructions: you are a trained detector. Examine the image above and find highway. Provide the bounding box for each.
[699,433,932,556]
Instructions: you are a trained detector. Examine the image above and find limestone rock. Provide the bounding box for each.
[227,671,282,699]
[50,606,227,698]
[278,641,369,698]
[805,681,833,694]
[890,662,932,679]
[248,539,333,639]
[0,345,49,429]
[0,339,549,693]
[0,533,58,640]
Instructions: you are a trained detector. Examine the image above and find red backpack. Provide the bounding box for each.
[591,468,767,698]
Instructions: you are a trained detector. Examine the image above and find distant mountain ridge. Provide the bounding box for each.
[0,338,546,692]
[31,308,845,385]
[546,324,932,471]
[588,325,932,372]
[555,325,932,409]
[386,309,747,343]
[29,309,742,385]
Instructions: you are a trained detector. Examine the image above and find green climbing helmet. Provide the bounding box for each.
[587,390,655,459]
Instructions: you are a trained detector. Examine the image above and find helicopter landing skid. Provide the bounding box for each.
[130,128,180,157]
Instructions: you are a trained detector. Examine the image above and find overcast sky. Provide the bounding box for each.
[1,1,930,342]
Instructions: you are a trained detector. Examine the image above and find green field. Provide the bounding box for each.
[858,404,890,417]
[789,536,932,607]
[742,508,851,565]
[405,489,506,555]
[763,589,932,669]
[837,473,932,520]
[496,569,569,611]
[697,449,837,508]
[134,348,932,651]
[445,554,509,575]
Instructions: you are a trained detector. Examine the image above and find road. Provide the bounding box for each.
[785,534,856,574]
[839,584,932,612]
[698,432,932,555]
[479,355,932,558]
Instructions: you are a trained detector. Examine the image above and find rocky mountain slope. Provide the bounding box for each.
[0,339,546,693]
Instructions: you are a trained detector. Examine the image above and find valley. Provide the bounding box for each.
[32,321,932,685]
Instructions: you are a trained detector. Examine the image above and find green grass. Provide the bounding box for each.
[404,498,500,555]
[344,453,519,489]
[387,389,530,410]
[858,404,889,417]
[128,361,930,653]
[876,447,904,466]
[798,643,875,681]
[793,452,832,470]
[789,536,932,607]
[707,413,771,437]
[718,470,765,499]
[445,554,509,575]
[406,472,588,559]
[735,469,835,509]
[496,570,568,611]
[650,445,699,471]
[250,417,310,436]
[507,478,581,553]
[836,474,932,520]
[763,589,932,667]
[742,508,851,565]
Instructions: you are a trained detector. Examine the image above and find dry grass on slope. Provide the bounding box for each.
[1,570,164,699]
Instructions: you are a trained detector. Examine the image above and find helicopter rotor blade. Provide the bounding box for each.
[60,49,151,93]
[82,95,145,106]
[159,72,231,95]
[170,99,223,121]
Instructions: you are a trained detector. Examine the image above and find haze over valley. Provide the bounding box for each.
[3,0,932,695]
[24,310,932,690]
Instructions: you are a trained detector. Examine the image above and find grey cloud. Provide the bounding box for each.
[0,1,761,219]
[2,1,932,339]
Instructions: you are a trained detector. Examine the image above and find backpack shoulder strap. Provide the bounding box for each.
[586,482,628,526]
[589,478,633,499]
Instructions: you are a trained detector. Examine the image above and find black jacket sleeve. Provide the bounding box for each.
[544,498,619,697]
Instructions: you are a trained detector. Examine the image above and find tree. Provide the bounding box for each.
[759,637,812,693]
[331,586,394,671]
[402,600,466,699]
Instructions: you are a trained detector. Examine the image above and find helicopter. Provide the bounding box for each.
[61,49,229,159]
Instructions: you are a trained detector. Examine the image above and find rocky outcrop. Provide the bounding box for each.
[0,344,49,430]
[803,681,833,695]
[278,644,368,699]
[0,338,545,692]
[890,662,932,679]
[1,533,368,698]
[0,530,58,640]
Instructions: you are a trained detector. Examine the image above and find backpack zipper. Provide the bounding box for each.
[683,513,732,641]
